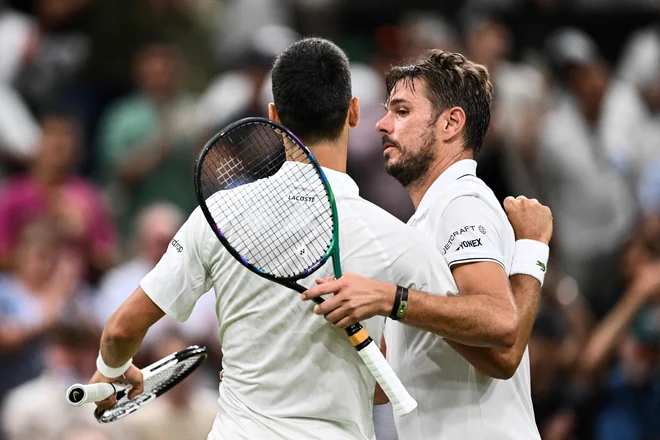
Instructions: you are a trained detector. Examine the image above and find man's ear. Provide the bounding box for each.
[268,103,281,123]
[348,97,360,128]
[438,106,466,142]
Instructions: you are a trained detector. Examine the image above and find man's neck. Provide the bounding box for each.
[408,149,473,210]
[307,139,348,173]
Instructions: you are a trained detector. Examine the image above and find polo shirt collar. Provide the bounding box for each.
[278,161,359,197]
[412,159,477,219]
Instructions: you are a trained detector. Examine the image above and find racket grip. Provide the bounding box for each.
[357,341,418,417]
[66,382,129,406]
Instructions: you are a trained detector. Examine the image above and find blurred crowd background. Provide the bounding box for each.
[1,0,660,439]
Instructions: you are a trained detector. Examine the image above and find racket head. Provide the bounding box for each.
[194,117,341,285]
[94,345,207,423]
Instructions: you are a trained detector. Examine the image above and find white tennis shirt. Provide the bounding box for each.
[141,162,454,440]
[385,159,541,439]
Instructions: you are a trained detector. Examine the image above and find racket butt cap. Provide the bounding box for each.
[66,384,86,406]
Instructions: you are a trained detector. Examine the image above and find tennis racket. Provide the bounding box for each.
[193,117,417,417]
[66,345,207,423]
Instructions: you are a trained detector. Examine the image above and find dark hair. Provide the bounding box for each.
[271,37,352,144]
[385,50,493,156]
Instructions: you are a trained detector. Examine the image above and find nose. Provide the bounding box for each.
[375,113,392,135]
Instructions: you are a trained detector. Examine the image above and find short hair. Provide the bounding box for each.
[385,50,493,156]
[271,37,352,144]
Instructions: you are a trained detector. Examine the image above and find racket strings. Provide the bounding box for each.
[97,352,206,423]
[206,141,332,271]
[143,356,200,394]
[199,121,334,278]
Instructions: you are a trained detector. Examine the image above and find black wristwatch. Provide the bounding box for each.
[389,285,409,321]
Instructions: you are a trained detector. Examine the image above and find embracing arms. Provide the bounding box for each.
[303,196,552,379]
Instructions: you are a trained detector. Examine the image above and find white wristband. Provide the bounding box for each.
[510,239,549,286]
[96,352,132,379]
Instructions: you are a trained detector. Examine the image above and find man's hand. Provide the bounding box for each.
[504,196,553,244]
[88,364,144,412]
[301,273,395,328]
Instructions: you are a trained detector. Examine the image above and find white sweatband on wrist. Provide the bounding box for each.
[96,352,132,379]
[510,239,549,286]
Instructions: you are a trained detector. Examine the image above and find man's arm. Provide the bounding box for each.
[578,260,660,377]
[444,274,540,379]
[100,286,165,367]
[89,207,213,410]
[441,196,552,379]
[89,286,165,410]
[303,264,519,348]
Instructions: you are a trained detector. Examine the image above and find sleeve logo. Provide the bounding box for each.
[479,225,486,234]
[442,225,476,253]
[171,239,184,253]
[455,238,482,251]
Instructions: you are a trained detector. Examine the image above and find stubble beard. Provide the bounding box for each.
[384,128,437,191]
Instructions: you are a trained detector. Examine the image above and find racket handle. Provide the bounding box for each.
[66,382,130,406]
[357,341,418,417]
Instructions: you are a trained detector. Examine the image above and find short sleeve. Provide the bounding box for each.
[436,196,505,268]
[140,207,213,322]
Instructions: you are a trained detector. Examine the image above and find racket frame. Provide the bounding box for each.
[194,117,341,285]
[65,345,207,423]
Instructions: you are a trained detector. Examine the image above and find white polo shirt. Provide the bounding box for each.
[385,159,541,440]
[141,163,454,440]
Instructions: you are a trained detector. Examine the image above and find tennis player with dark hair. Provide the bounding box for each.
[303,50,553,439]
[87,38,462,440]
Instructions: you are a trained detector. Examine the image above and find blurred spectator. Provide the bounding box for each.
[0,1,36,84]
[0,220,89,404]
[0,109,119,275]
[529,307,577,440]
[98,37,198,237]
[618,25,660,114]
[130,0,216,93]
[93,202,219,354]
[578,256,660,440]
[1,322,132,440]
[0,83,40,177]
[618,25,660,218]
[537,28,642,316]
[196,25,299,137]
[120,330,218,440]
[12,0,94,115]
[529,269,596,440]
[460,9,549,202]
[212,0,292,69]
[399,11,460,59]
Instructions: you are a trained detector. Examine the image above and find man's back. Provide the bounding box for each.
[141,166,453,440]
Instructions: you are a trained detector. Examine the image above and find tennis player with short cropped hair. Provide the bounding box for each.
[303,50,553,439]
[88,38,463,440]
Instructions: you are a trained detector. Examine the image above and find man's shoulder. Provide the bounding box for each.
[340,194,415,234]
[427,177,505,219]
[341,195,444,259]
[431,179,513,244]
